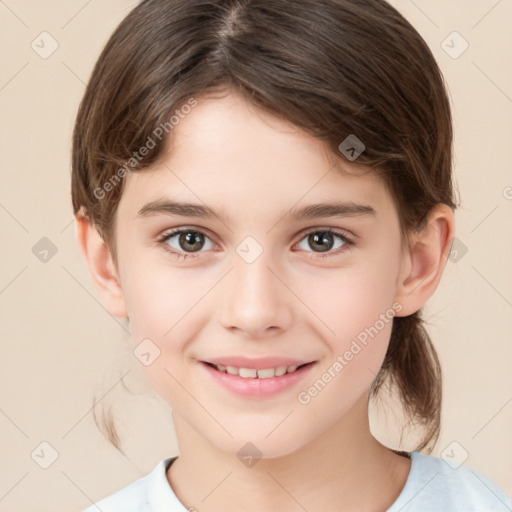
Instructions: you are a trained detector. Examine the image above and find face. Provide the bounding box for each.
[113,91,407,458]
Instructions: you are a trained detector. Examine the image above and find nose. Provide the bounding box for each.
[218,250,294,338]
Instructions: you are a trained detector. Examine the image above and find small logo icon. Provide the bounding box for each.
[448,237,468,263]
[133,338,161,366]
[441,31,469,59]
[236,236,264,264]
[32,237,58,263]
[31,441,59,469]
[338,134,365,161]
[31,32,59,59]
[441,441,469,469]
[237,441,262,468]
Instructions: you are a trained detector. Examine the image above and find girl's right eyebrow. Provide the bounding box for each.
[136,198,377,224]
[137,199,226,222]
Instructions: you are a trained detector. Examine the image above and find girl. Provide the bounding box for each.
[72,0,512,510]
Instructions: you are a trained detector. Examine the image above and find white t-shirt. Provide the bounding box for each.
[83,451,512,511]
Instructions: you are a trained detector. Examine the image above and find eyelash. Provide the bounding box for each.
[156,227,355,260]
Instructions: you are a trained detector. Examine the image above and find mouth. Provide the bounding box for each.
[203,361,313,379]
[199,359,317,398]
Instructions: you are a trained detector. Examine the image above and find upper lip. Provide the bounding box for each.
[202,356,315,370]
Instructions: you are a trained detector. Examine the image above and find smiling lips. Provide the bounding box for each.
[202,356,316,379]
[206,362,306,379]
[200,357,317,397]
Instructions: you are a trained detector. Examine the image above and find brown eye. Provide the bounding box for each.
[177,231,205,252]
[159,228,214,256]
[307,232,335,252]
[296,229,354,257]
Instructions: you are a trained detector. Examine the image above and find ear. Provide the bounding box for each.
[74,216,128,318]
[393,203,455,317]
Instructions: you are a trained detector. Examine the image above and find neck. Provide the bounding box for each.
[167,392,410,512]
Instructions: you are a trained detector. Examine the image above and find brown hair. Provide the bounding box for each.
[72,0,459,454]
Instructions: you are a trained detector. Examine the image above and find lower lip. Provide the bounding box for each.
[200,361,316,398]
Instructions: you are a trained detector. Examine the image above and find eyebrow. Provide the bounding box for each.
[137,199,376,222]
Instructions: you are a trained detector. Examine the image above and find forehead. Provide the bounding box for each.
[118,92,395,223]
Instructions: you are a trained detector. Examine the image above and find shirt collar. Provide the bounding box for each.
[147,457,189,511]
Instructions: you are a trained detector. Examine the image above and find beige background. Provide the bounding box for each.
[0,1,511,510]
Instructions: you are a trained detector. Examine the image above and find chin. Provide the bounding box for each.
[209,427,314,463]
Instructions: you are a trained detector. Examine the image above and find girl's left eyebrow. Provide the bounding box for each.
[288,201,377,220]
[137,198,377,223]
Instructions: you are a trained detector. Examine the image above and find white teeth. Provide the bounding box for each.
[213,363,305,378]
[257,368,276,379]
[239,367,258,378]
[274,366,287,376]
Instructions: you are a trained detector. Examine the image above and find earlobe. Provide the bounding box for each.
[393,204,455,317]
[74,217,128,319]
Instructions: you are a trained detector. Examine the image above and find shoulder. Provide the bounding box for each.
[388,451,512,512]
[82,457,182,512]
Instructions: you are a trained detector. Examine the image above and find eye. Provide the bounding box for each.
[157,227,354,261]
[295,228,354,258]
[157,228,215,259]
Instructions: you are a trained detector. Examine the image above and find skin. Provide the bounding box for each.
[76,90,455,512]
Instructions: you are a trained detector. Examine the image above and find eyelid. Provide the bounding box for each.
[157,225,218,244]
[299,225,354,240]
[158,224,354,242]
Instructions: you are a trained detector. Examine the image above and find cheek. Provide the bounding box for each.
[120,266,204,404]
[301,259,399,343]
[295,273,396,419]
[119,259,221,401]
[120,253,212,342]
[295,255,400,387]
